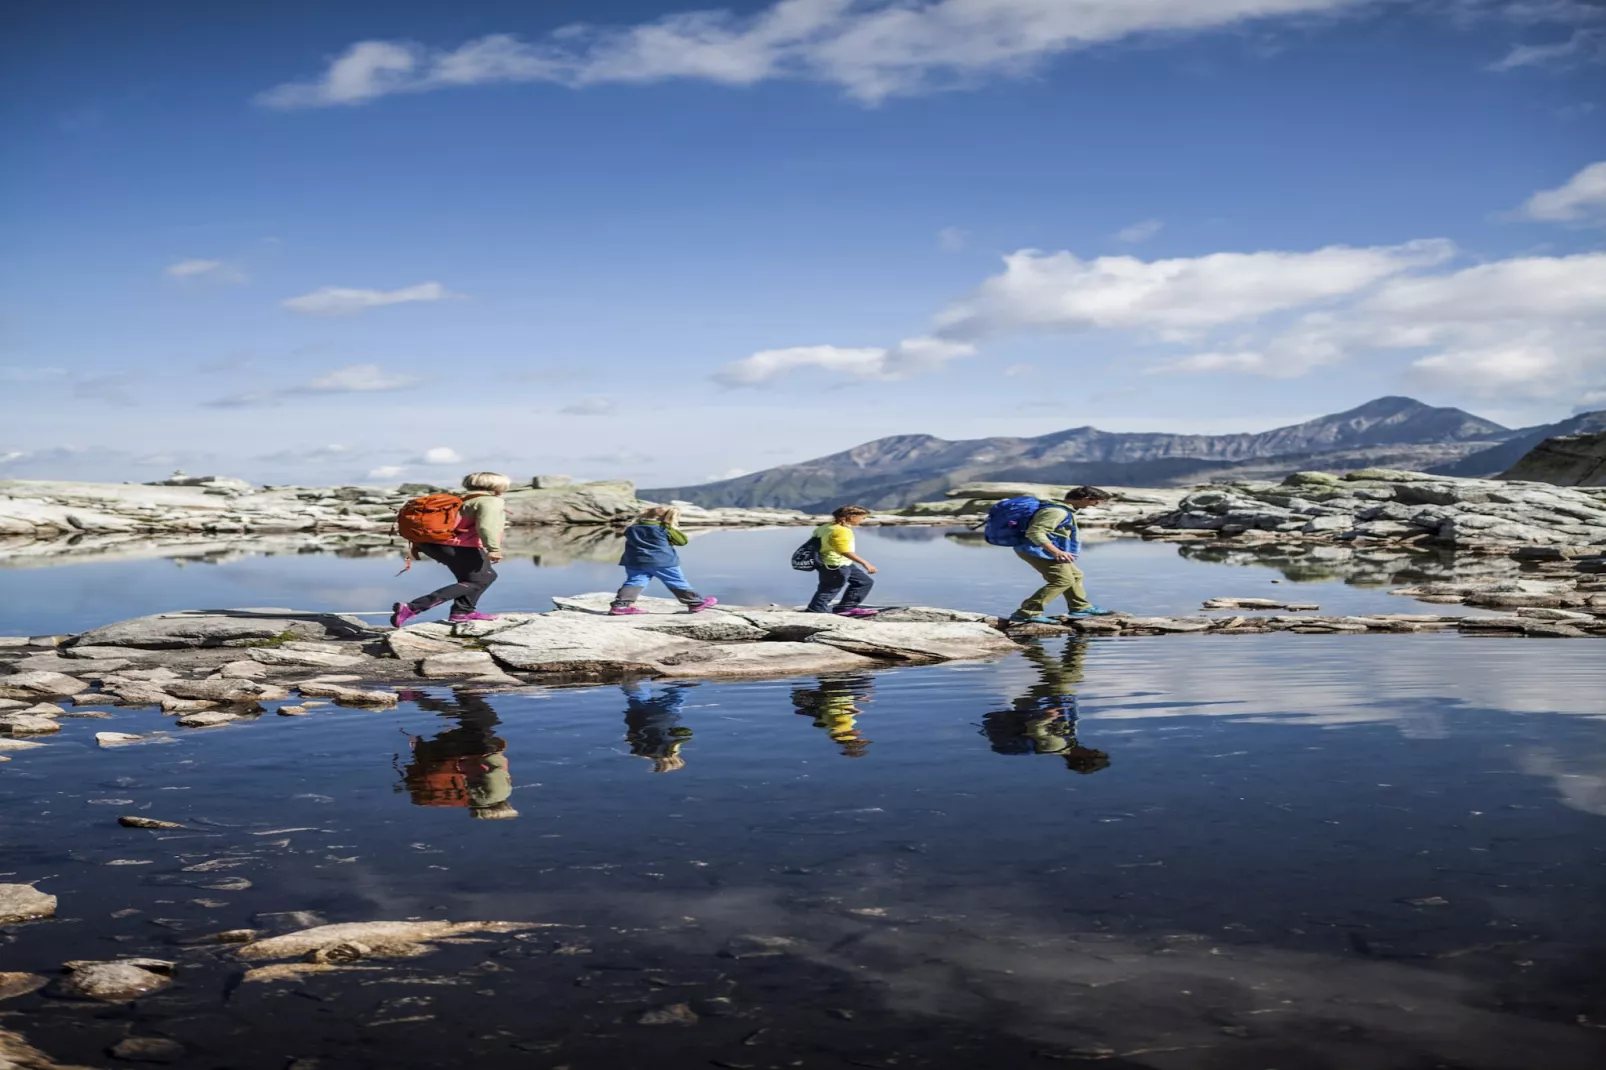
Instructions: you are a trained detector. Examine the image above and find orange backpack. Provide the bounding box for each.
[396,493,466,545]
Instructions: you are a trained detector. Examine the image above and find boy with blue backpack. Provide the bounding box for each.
[983,486,1117,624]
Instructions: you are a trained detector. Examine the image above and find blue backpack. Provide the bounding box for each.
[983,496,1048,547]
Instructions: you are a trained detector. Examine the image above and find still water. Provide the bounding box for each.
[2,529,1603,1069]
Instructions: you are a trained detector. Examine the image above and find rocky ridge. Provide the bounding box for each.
[0,476,945,547]
[1137,469,1606,550]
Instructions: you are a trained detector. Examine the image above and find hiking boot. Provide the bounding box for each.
[1064,606,1116,620]
[835,607,878,618]
[449,611,498,622]
[609,606,646,616]
[1009,612,1060,625]
[688,596,719,613]
[390,602,417,628]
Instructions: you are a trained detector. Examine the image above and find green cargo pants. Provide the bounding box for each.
[1015,550,1093,615]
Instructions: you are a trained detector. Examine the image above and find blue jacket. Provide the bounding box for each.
[619,520,684,570]
[1018,505,1081,560]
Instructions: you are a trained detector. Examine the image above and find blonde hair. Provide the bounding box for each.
[639,505,681,527]
[463,472,512,494]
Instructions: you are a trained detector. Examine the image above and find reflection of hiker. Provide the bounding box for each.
[623,682,695,773]
[979,640,1108,773]
[791,675,875,757]
[610,507,717,615]
[392,472,510,627]
[987,486,1117,624]
[397,690,519,818]
[806,506,878,617]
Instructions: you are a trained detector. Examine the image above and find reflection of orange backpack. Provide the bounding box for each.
[406,757,475,807]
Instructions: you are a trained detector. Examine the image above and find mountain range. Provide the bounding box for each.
[644,397,1604,512]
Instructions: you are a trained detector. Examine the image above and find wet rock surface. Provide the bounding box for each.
[51,960,173,1002]
[0,884,57,924]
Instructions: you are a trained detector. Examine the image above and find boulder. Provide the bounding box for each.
[0,972,49,1001]
[499,481,640,525]
[52,960,173,1002]
[69,610,376,649]
[0,883,56,923]
[176,711,239,728]
[0,715,62,736]
[385,630,466,660]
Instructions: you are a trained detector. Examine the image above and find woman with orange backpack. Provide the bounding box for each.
[391,472,510,627]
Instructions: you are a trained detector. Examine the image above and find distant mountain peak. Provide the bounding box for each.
[643,396,1519,511]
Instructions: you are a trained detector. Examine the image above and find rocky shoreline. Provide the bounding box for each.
[3,550,1602,742]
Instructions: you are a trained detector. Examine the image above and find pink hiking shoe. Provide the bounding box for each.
[688,596,719,613]
[609,606,646,616]
[390,602,417,628]
[449,611,498,622]
[835,607,878,618]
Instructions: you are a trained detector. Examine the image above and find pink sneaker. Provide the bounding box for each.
[449,611,498,622]
[609,606,646,616]
[688,596,719,613]
[835,607,878,618]
[390,602,417,628]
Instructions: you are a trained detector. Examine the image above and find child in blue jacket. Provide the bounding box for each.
[609,507,718,615]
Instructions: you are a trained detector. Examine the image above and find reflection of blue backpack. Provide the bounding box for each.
[983,497,1046,547]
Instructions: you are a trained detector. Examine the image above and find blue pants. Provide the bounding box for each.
[613,565,703,608]
[807,564,873,613]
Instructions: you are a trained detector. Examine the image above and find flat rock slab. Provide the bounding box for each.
[53,959,173,1002]
[248,646,367,669]
[484,617,705,673]
[419,651,498,678]
[0,883,57,923]
[295,682,398,707]
[0,715,62,735]
[806,620,1019,661]
[654,641,878,678]
[0,671,89,699]
[69,609,378,649]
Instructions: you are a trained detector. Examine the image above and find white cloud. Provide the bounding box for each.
[300,363,422,393]
[1115,218,1164,244]
[281,281,454,315]
[417,446,462,465]
[559,396,617,415]
[166,258,247,283]
[1518,159,1606,222]
[207,363,423,407]
[367,464,409,479]
[938,226,967,251]
[935,240,1453,339]
[714,337,976,386]
[1003,362,1036,377]
[257,0,1378,108]
[1489,26,1605,70]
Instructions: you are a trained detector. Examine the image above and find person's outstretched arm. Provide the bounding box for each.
[1026,506,1075,562]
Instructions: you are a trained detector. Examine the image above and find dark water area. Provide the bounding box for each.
[2,531,1604,1068]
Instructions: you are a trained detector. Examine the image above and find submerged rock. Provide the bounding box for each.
[52,959,173,1002]
[0,1026,98,1070]
[0,972,49,1001]
[0,884,55,924]
[106,1036,185,1064]
[236,920,537,963]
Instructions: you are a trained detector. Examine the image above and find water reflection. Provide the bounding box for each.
[395,690,519,818]
[791,674,876,757]
[622,682,696,773]
[1176,540,1525,587]
[980,640,1109,773]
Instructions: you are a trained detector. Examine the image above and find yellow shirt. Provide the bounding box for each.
[814,522,855,568]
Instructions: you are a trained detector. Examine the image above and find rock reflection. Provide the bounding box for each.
[1176,540,1529,588]
[622,683,696,773]
[396,690,518,818]
[980,641,1109,773]
[791,675,876,757]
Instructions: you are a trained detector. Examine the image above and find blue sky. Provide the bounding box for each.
[3,0,1603,488]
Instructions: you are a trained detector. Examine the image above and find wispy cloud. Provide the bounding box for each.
[166,258,248,284]
[937,226,967,251]
[256,0,1380,109]
[207,363,424,407]
[714,337,977,386]
[281,281,454,316]
[1115,218,1164,244]
[559,396,617,415]
[0,366,70,383]
[1489,26,1606,70]
[1517,159,1606,222]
